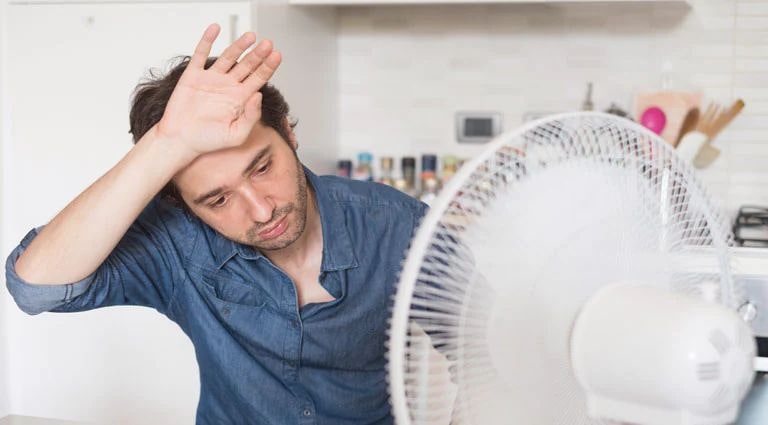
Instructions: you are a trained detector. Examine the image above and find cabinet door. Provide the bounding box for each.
[6,2,250,231]
[3,3,250,423]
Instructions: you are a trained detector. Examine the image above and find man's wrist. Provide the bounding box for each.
[140,124,200,173]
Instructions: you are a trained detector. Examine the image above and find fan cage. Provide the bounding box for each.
[388,112,740,425]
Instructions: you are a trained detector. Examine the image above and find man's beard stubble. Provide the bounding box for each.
[245,161,308,251]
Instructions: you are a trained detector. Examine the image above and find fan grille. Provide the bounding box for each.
[389,113,739,425]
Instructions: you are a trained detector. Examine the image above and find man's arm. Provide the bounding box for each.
[13,24,281,286]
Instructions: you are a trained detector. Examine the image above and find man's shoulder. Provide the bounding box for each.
[135,196,201,238]
[316,174,427,216]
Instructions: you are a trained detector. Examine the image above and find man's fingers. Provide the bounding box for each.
[230,39,273,82]
[210,32,257,73]
[189,24,221,69]
[243,50,282,92]
[241,92,264,125]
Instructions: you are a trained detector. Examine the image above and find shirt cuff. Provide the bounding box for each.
[5,227,95,315]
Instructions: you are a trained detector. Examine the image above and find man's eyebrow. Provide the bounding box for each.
[192,146,271,206]
[241,145,271,177]
[193,187,224,205]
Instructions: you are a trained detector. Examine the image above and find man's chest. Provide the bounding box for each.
[279,260,336,308]
[176,260,395,371]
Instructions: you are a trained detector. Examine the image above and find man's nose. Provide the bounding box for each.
[242,187,274,224]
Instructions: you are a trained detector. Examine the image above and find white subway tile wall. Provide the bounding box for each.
[338,0,768,218]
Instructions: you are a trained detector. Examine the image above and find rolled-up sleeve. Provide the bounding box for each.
[4,198,193,317]
[5,227,96,315]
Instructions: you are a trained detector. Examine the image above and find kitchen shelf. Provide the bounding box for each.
[290,0,687,7]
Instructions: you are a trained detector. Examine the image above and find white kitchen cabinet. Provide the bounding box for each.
[0,0,336,422]
[5,1,251,234]
[291,0,685,6]
[2,5,238,424]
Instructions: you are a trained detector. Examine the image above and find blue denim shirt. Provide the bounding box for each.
[5,168,428,425]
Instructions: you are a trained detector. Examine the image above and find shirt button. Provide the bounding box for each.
[303,409,312,417]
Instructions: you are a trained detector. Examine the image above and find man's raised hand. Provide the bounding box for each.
[156,23,282,158]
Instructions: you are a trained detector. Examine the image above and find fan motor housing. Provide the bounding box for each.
[571,283,755,425]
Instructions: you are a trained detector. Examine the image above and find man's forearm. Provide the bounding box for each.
[14,125,196,285]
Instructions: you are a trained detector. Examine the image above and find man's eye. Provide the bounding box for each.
[210,197,228,208]
[255,161,271,176]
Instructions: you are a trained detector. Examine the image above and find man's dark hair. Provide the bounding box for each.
[129,56,296,207]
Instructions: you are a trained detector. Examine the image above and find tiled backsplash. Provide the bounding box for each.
[338,0,768,218]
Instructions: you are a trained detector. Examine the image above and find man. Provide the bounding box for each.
[5,24,427,424]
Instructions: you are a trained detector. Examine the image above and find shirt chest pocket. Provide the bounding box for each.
[201,271,267,309]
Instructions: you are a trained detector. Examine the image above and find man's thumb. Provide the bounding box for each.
[242,92,263,124]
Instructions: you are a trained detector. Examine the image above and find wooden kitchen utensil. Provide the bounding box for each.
[698,99,744,141]
[693,144,720,169]
[692,99,745,169]
[673,107,699,148]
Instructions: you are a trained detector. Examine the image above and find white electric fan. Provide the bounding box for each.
[388,112,756,425]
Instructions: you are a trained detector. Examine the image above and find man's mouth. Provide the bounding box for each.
[258,214,288,240]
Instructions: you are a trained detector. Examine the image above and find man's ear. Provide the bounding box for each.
[283,116,298,150]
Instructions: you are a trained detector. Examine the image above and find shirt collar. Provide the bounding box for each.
[211,166,358,272]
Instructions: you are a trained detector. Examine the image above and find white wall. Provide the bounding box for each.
[0,0,9,418]
[254,0,339,174]
[0,1,338,421]
[337,0,768,218]
[2,6,238,421]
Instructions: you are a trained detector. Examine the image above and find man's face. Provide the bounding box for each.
[174,122,309,252]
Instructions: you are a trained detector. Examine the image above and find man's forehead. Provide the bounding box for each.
[175,138,273,192]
